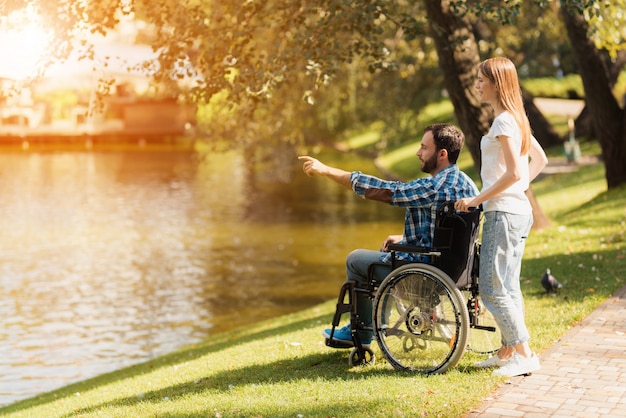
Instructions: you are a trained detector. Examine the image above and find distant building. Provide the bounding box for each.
[0,37,197,140]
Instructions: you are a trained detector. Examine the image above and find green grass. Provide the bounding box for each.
[341,121,385,150]
[376,139,478,184]
[2,110,625,418]
[522,74,585,99]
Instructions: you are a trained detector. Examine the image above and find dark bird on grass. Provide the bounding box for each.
[541,268,562,294]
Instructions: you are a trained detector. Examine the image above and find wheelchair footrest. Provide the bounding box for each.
[471,324,497,332]
[325,338,354,349]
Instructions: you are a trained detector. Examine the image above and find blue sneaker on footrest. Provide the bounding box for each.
[323,324,372,347]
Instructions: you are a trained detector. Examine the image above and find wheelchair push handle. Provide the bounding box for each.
[440,200,482,215]
[438,201,481,225]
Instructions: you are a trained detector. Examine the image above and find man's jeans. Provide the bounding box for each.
[345,249,392,337]
[479,211,533,347]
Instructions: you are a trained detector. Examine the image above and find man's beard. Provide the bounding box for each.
[421,153,437,174]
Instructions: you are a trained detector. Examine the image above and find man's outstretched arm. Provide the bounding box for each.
[298,156,352,189]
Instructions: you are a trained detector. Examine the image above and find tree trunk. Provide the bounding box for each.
[561,6,626,189]
[574,51,626,141]
[425,0,551,229]
[523,90,562,148]
[574,105,594,139]
[424,0,489,171]
[526,189,551,230]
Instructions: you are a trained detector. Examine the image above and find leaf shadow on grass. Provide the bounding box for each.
[59,350,402,418]
[6,305,464,417]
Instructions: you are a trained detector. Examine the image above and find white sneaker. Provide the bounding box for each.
[492,353,541,377]
[475,355,509,368]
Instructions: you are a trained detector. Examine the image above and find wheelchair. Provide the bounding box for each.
[325,201,501,374]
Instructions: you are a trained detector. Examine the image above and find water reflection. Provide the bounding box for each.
[0,147,404,405]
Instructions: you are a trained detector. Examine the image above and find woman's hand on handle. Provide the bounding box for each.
[455,197,476,212]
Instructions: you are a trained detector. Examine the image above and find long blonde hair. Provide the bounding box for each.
[478,57,531,155]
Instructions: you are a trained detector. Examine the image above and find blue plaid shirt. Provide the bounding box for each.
[350,165,479,262]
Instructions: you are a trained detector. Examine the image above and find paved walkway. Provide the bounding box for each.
[534,97,585,117]
[466,284,626,417]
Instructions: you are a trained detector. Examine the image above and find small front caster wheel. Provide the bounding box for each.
[349,347,375,366]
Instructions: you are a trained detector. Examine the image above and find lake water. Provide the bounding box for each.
[0,145,405,405]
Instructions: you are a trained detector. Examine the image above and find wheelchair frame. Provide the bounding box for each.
[325,201,500,374]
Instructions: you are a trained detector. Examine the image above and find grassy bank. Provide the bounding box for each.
[2,139,625,418]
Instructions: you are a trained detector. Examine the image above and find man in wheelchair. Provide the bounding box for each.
[299,123,478,347]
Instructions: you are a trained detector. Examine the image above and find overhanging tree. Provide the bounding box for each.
[2,0,624,189]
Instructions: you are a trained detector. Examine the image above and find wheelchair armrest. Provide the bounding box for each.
[387,243,441,257]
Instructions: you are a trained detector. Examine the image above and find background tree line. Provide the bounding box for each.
[4,0,626,189]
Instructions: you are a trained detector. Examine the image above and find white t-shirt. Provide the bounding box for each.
[480,111,531,215]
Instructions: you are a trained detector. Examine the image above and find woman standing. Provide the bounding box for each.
[455,57,548,377]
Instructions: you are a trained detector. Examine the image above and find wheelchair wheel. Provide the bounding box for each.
[373,263,469,374]
[348,346,375,367]
[463,291,502,354]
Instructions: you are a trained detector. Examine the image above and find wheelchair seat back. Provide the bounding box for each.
[431,202,481,289]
